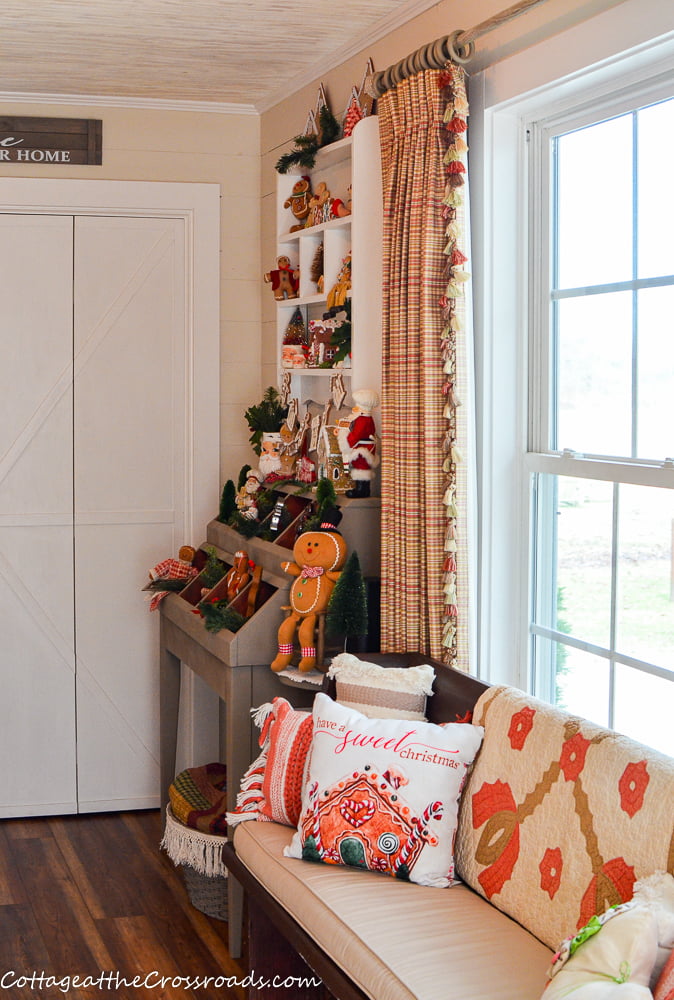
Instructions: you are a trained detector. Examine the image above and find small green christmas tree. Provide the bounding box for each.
[283,307,307,346]
[326,550,368,650]
[301,478,338,533]
[315,476,337,511]
[200,547,226,590]
[219,480,237,522]
[237,464,252,490]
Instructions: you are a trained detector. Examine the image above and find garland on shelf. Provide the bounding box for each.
[275,105,341,174]
[438,64,470,667]
[196,598,246,635]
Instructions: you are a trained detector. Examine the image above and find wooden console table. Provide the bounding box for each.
[158,540,315,955]
[158,495,381,955]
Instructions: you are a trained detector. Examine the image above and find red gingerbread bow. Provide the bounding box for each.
[301,565,324,578]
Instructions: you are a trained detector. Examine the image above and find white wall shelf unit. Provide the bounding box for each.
[274,115,383,406]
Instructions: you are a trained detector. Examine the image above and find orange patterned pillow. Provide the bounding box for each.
[455,686,674,950]
[227,698,312,828]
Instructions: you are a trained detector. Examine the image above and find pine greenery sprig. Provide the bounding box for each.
[200,547,226,590]
[244,387,288,455]
[198,599,246,634]
[227,489,276,538]
[276,134,320,174]
[275,105,342,174]
[145,577,189,593]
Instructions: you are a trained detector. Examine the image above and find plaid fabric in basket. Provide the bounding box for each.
[169,762,227,836]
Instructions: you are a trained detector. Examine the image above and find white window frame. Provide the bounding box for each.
[526,83,674,718]
[471,0,674,693]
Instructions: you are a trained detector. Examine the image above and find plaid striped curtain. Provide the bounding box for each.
[378,65,471,668]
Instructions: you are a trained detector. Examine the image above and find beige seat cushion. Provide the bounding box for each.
[234,821,552,1000]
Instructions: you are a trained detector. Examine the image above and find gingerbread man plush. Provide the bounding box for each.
[264,255,299,300]
[270,508,347,673]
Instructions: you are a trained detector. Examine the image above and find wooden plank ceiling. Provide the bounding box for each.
[0,0,422,109]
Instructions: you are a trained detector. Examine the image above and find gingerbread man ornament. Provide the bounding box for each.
[270,507,347,672]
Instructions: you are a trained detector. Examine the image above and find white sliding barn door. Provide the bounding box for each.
[0,215,77,817]
[73,217,186,812]
[0,181,219,819]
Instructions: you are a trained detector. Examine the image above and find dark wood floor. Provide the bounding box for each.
[0,809,247,1000]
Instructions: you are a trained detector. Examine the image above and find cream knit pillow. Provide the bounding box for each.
[327,653,435,721]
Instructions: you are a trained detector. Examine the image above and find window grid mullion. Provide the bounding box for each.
[608,482,620,730]
[631,109,639,460]
[550,135,560,453]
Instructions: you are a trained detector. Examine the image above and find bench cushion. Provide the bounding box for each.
[234,820,552,1000]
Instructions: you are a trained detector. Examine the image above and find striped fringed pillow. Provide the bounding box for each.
[327,653,435,721]
[227,698,312,829]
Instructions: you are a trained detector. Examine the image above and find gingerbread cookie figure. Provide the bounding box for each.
[264,256,299,300]
[223,551,251,603]
[336,388,380,498]
[283,175,312,231]
[271,507,347,673]
[305,181,331,228]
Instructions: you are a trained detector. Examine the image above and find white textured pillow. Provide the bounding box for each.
[284,693,484,887]
[327,653,435,720]
[543,903,658,1000]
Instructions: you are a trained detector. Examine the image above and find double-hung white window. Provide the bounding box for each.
[527,86,674,755]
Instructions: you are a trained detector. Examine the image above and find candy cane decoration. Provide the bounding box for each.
[394,801,444,874]
[306,781,324,856]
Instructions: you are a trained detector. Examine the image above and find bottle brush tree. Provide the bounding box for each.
[326,550,368,651]
[302,477,337,533]
[219,480,237,522]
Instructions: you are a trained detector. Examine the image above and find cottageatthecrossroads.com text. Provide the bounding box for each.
[1,970,322,992]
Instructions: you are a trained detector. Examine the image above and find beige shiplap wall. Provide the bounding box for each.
[0,100,260,485]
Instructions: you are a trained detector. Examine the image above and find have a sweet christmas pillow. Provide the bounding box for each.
[285,693,484,887]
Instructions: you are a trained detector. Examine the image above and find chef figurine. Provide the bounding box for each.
[336,388,380,498]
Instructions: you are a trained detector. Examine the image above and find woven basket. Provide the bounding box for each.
[161,805,228,921]
[180,863,228,921]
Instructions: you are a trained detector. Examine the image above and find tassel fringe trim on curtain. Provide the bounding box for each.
[438,64,469,664]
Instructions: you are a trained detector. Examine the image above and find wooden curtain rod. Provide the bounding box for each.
[370,0,549,95]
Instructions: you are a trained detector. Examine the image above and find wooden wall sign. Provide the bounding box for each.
[0,116,102,165]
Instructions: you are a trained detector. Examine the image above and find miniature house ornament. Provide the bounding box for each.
[336,388,380,498]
